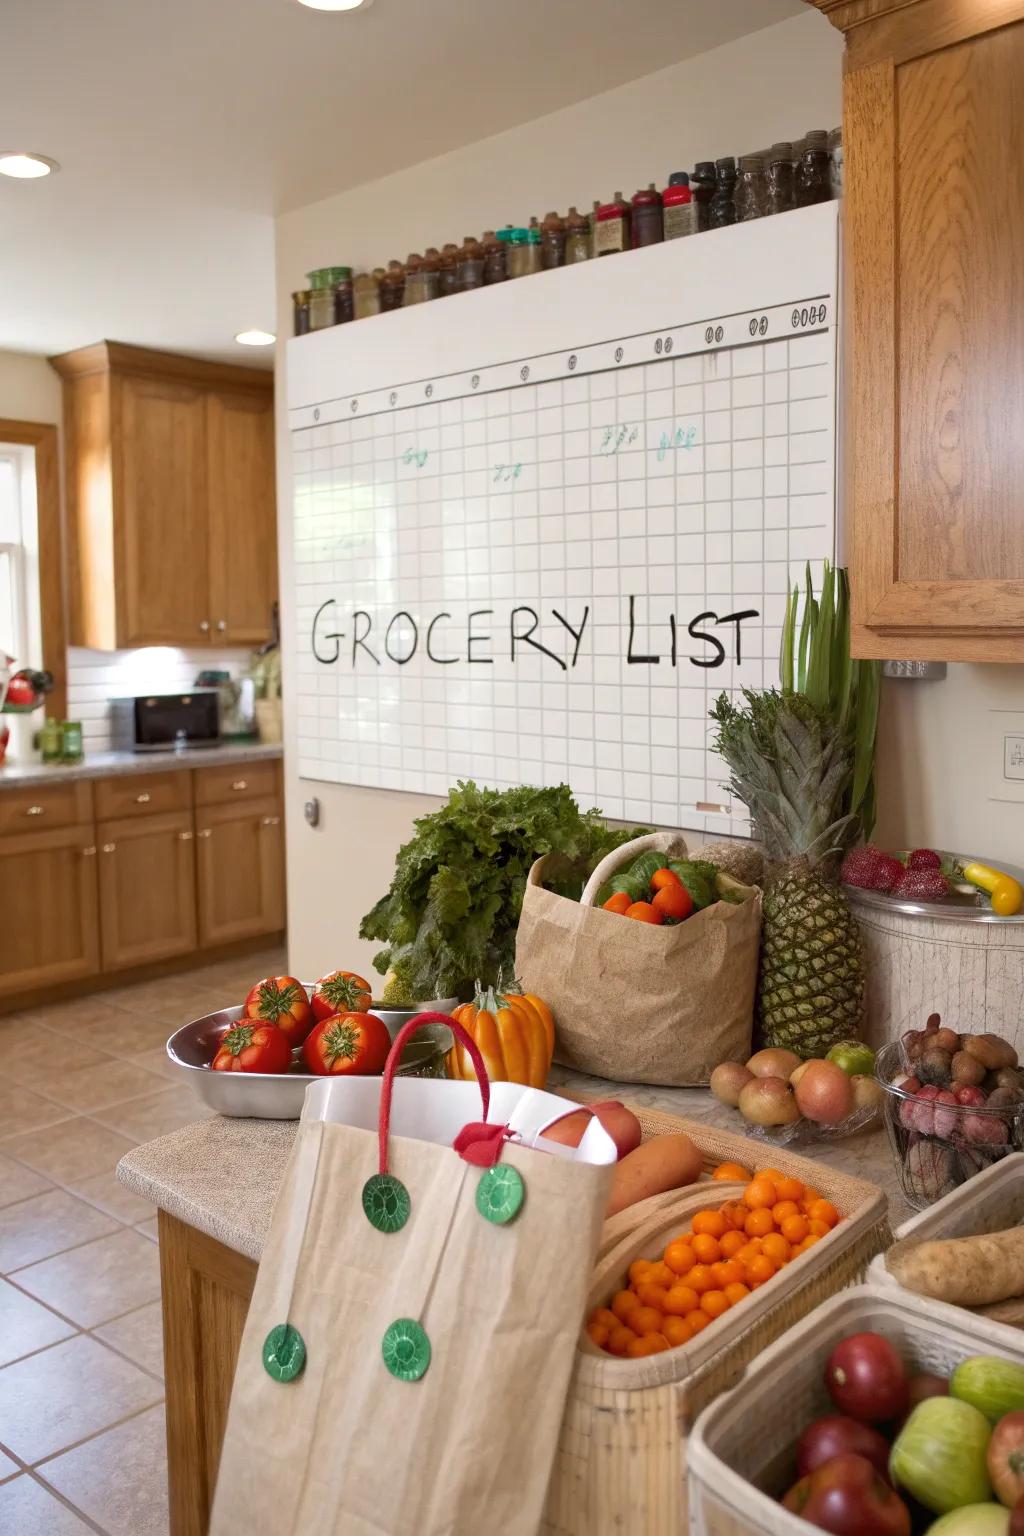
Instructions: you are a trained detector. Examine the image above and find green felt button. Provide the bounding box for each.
[262,1323,306,1383]
[476,1163,525,1225]
[362,1172,410,1233]
[381,1318,431,1382]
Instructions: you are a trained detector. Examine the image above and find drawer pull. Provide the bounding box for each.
[25,804,45,817]
[178,830,194,841]
[81,845,97,857]
[101,842,116,853]
[197,828,213,839]
[232,779,247,791]
[135,792,151,804]
[260,815,281,827]
[199,620,210,634]
[216,619,227,632]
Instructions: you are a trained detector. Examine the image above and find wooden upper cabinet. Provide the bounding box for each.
[810,0,1024,660]
[51,341,275,651]
[207,391,278,645]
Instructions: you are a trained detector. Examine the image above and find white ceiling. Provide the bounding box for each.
[1,0,804,367]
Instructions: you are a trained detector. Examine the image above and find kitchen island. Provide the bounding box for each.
[119,1072,907,1536]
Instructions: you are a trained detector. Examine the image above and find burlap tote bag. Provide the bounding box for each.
[210,1013,617,1536]
[516,831,760,1086]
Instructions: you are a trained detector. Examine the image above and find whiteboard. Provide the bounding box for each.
[287,202,838,836]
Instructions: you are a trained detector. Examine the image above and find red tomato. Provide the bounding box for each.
[796,1416,892,1480]
[783,1454,911,1535]
[303,1011,391,1077]
[311,969,372,1022]
[652,883,694,922]
[244,976,314,1047]
[212,1022,291,1074]
[824,1333,909,1423]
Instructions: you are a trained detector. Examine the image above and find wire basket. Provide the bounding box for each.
[876,1037,1024,1209]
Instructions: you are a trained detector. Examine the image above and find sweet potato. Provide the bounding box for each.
[886,1227,1024,1306]
[539,1101,642,1161]
[605,1132,703,1216]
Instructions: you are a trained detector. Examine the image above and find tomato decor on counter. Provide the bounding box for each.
[244,975,315,1047]
[447,982,554,1089]
[303,1010,391,1077]
[212,1022,292,1075]
[311,969,372,1021]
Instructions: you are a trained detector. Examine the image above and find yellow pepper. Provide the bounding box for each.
[962,861,1024,917]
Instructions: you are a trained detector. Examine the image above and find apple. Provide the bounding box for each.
[851,1074,885,1112]
[746,1047,802,1081]
[795,1059,854,1125]
[797,1416,892,1480]
[738,1075,800,1127]
[783,1453,912,1534]
[709,1061,753,1108]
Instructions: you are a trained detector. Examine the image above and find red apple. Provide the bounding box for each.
[783,1454,911,1535]
[796,1416,892,1480]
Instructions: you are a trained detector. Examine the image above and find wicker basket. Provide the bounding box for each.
[542,1107,890,1536]
[688,1284,1024,1536]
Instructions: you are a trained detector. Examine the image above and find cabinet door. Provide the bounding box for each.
[195,797,284,948]
[206,392,277,646]
[97,811,197,971]
[0,826,100,995]
[115,374,211,646]
[844,5,1024,659]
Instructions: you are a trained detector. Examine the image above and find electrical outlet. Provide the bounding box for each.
[1005,736,1024,782]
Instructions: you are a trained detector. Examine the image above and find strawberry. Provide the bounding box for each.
[872,853,906,892]
[907,848,942,870]
[840,844,885,889]
[891,867,950,902]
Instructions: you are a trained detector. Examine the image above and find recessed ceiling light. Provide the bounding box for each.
[295,0,373,11]
[235,329,276,347]
[0,153,60,179]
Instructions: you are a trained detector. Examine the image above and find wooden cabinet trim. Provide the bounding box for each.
[840,1,1024,67]
[51,340,272,396]
[0,419,67,716]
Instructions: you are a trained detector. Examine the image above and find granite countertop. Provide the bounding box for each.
[117,1064,911,1265]
[0,741,282,788]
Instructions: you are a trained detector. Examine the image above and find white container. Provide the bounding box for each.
[688,1284,1024,1536]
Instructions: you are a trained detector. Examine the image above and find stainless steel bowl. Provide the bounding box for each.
[167,1001,453,1119]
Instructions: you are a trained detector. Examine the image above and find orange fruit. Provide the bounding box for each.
[774,1176,804,1203]
[647,1260,676,1287]
[719,1229,746,1259]
[687,1309,710,1334]
[606,1324,637,1355]
[628,1259,654,1287]
[745,1254,777,1287]
[754,1167,784,1187]
[711,1259,745,1288]
[723,1281,751,1306]
[808,1219,831,1239]
[627,1333,669,1357]
[808,1199,839,1229]
[743,1177,778,1210]
[744,1208,774,1239]
[720,1201,749,1231]
[687,1264,716,1294]
[692,1210,728,1239]
[602,891,632,915]
[664,1240,696,1276]
[801,1186,822,1208]
[611,1289,640,1322]
[632,1305,665,1335]
[771,1200,800,1226]
[761,1233,792,1266]
[637,1282,670,1310]
[663,1285,699,1316]
[797,1233,822,1253]
[712,1161,754,1183]
[587,1321,610,1347]
[700,1289,731,1319]
[781,1214,809,1245]
[736,1240,763,1266]
[592,1307,618,1330]
[625,901,663,924]
[662,1315,694,1347]
[691,1234,722,1265]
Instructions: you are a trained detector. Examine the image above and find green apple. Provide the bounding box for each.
[828,1040,877,1077]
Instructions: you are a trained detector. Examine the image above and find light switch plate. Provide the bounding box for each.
[989,711,1024,804]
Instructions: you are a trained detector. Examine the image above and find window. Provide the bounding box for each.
[0,445,41,670]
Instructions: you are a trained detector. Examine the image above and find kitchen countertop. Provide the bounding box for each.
[0,741,282,788]
[117,1063,911,1264]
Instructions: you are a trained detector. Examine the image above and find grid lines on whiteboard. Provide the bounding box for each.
[292,326,835,835]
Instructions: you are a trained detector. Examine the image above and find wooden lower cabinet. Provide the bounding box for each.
[196,796,284,948]
[0,823,100,995]
[159,1212,256,1536]
[97,810,197,970]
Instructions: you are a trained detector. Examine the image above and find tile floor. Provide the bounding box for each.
[0,945,285,1536]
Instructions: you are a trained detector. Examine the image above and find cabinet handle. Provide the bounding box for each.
[199,620,210,634]
[101,842,116,853]
[135,792,151,804]
[178,830,194,841]
[81,845,97,857]
[260,815,281,827]
[25,804,44,817]
[231,779,247,791]
[197,828,212,839]
[216,620,227,632]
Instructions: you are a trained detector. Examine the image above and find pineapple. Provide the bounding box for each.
[709,564,880,1055]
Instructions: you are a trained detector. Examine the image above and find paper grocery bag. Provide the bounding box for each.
[516,833,760,1086]
[210,1015,616,1536]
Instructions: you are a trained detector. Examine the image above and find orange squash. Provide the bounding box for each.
[447,983,554,1089]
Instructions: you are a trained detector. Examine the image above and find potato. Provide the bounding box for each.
[933,1026,961,1054]
[964,1033,1019,1071]
[540,1102,642,1161]
[738,1075,800,1127]
[746,1047,802,1081]
[710,1061,754,1107]
[605,1133,703,1217]
[887,1227,1024,1307]
[952,1050,986,1087]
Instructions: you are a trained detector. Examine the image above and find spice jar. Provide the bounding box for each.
[709,158,737,229]
[292,290,311,336]
[353,272,381,320]
[380,260,405,311]
[505,229,534,279]
[594,193,631,256]
[828,126,843,199]
[734,153,766,222]
[402,253,425,306]
[631,183,664,248]
[457,235,484,290]
[661,173,695,240]
[691,162,717,232]
[796,129,831,207]
[39,717,62,764]
[540,210,565,270]
[589,199,601,257]
[766,143,795,217]
[481,230,506,284]
[61,720,83,764]
[564,206,590,264]
[333,268,354,324]
[307,266,347,330]
[438,242,461,298]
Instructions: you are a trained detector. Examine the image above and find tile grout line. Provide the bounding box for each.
[21,1466,113,1536]
[31,1398,166,1475]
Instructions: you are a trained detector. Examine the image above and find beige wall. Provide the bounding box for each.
[0,349,61,428]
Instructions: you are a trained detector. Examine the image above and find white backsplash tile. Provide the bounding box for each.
[66,646,251,750]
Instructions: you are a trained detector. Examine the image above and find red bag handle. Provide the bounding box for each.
[377,1012,490,1175]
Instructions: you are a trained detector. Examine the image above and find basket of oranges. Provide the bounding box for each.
[542,1110,889,1536]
